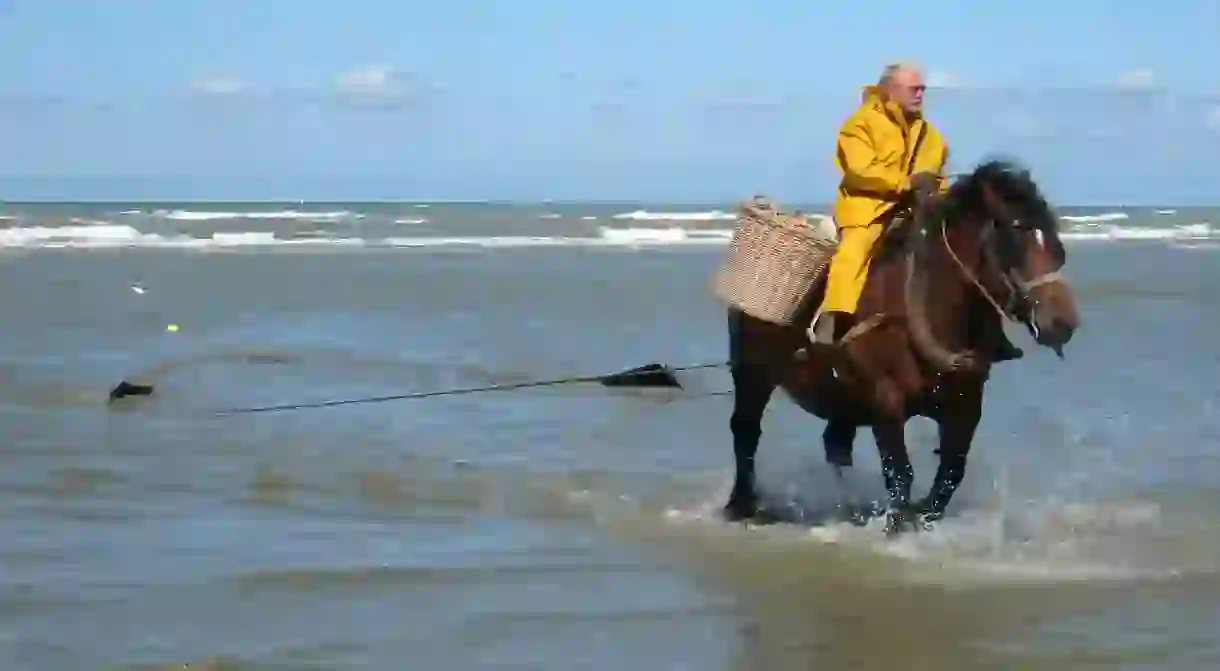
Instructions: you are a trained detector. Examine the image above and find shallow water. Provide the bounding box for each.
[2,205,1220,669]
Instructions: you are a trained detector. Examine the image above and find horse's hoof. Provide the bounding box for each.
[913,509,942,532]
[914,515,938,532]
[722,497,760,523]
[843,506,873,527]
[914,499,946,524]
[883,505,921,536]
[830,500,874,527]
[917,512,941,529]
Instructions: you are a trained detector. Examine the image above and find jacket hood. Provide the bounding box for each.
[861,83,922,122]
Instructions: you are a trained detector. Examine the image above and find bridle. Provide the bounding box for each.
[938,182,1067,331]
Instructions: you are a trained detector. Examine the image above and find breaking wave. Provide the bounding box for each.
[1,208,1215,251]
[157,209,361,222]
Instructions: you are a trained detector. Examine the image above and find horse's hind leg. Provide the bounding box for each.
[823,418,873,524]
[823,417,857,472]
[724,362,775,521]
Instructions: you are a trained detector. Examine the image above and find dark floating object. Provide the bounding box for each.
[597,362,682,389]
[108,380,155,402]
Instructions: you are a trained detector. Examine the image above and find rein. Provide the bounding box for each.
[899,181,1067,373]
[938,218,1012,322]
[940,183,1068,324]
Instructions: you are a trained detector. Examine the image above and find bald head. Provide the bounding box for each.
[879,62,926,117]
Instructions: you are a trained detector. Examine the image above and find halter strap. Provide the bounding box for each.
[1019,270,1065,292]
[942,180,1067,321]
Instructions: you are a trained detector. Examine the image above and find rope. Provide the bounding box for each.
[939,218,1013,321]
[213,361,728,416]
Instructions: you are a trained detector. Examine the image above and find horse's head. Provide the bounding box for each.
[943,159,1079,356]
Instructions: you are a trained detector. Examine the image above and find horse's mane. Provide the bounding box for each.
[868,158,1057,263]
[945,159,1057,234]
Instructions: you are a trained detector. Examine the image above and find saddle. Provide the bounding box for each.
[805,207,915,345]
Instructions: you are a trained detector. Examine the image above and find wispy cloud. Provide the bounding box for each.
[1115,68,1155,90]
[189,76,250,95]
[332,64,408,107]
[335,64,396,95]
[1207,106,1220,131]
[176,65,428,111]
[996,106,1052,138]
[926,70,958,89]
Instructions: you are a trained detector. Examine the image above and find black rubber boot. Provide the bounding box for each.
[989,328,1024,363]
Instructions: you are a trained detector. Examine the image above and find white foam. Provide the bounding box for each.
[600,227,694,244]
[0,224,148,247]
[1061,222,1215,242]
[659,492,1211,587]
[68,217,111,226]
[383,235,581,248]
[800,507,1175,585]
[2,221,1217,251]
[157,209,359,222]
[611,209,738,221]
[211,231,277,246]
[384,229,733,249]
[1060,212,1129,223]
[0,225,367,249]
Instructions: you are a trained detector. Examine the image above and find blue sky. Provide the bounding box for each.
[1,0,1218,204]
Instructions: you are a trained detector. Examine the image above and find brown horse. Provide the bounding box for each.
[723,159,1080,534]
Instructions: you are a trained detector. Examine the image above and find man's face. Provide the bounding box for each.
[886,69,926,116]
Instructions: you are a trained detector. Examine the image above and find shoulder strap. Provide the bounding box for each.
[906,122,928,175]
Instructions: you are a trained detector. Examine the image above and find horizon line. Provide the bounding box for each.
[0,198,1213,209]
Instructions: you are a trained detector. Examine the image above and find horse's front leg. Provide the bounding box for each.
[870,420,917,535]
[919,380,984,523]
[724,362,775,521]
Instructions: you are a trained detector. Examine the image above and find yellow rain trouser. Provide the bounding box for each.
[822,222,885,314]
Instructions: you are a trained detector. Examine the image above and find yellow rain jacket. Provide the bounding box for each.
[823,85,948,315]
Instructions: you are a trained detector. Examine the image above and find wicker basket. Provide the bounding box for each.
[711,196,839,326]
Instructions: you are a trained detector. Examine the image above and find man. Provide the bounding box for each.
[812,62,1023,362]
